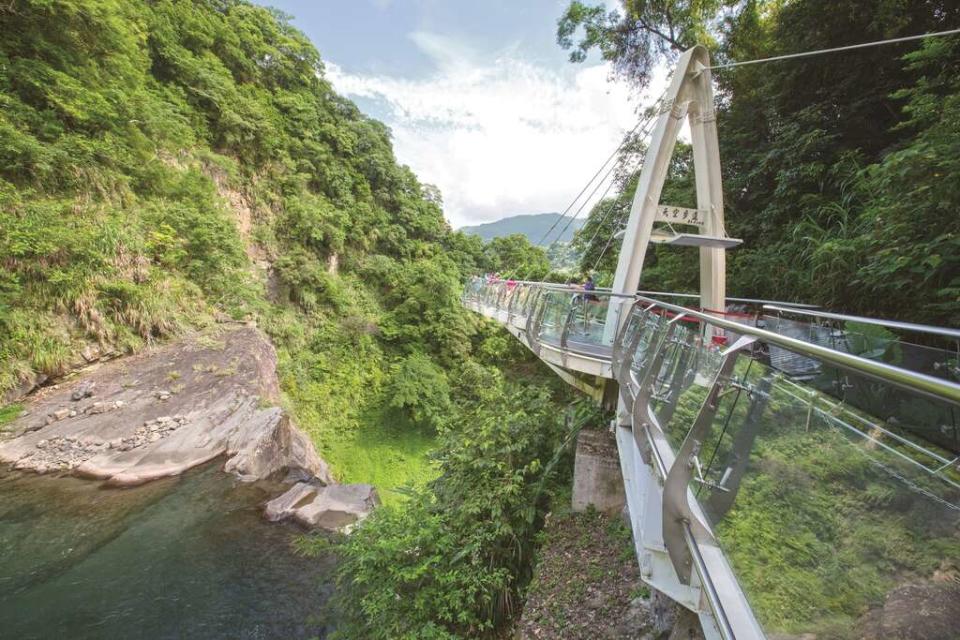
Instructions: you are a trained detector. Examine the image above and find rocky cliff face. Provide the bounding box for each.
[0,326,331,486]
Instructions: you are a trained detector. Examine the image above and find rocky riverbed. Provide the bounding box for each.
[16,414,189,474]
[0,326,377,531]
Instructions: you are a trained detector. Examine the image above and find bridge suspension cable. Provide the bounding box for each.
[580,156,646,272]
[549,165,619,250]
[495,110,652,282]
[532,118,644,250]
[534,88,669,253]
[551,108,662,255]
[707,27,960,70]
[590,194,635,272]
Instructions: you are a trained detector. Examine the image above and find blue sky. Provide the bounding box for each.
[254,1,664,227]
[259,0,577,79]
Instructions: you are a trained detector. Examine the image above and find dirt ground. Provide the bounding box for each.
[515,505,655,639]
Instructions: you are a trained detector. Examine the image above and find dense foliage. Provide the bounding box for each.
[0,0,487,510]
[0,2,582,637]
[0,0,545,397]
[481,234,551,280]
[7,0,955,637]
[331,389,595,639]
[560,0,960,324]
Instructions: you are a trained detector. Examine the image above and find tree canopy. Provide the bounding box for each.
[562,0,960,324]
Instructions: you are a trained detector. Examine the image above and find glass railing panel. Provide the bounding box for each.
[614,306,652,397]
[628,311,669,385]
[764,315,960,455]
[525,289,547,342]
[688,354,960,638]
[489,283,505,308]
[537,291,573,346]
[522,287,543,318]
[509,285,530,320]
[650,325,724,449]
[464,280,486,305]
[563,294,617,354]
[811,366,960,455]
[621,310,679,418]
[763,314,960,383]
[495,283,515,311]
[477,283,488,301]
[478,283,492,308]
[618,305,646,354]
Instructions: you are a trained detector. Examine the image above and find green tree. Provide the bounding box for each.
[384,353,453,431]
[558,0,960,323]
[482,234,550,280]
[333,385,582,639]
[557,0,725,87]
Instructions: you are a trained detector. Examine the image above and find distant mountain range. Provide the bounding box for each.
[460,213,585,245]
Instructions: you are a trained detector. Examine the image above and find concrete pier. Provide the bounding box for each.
[572,428,626,514]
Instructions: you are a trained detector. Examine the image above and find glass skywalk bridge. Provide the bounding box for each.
[463,279,960,640]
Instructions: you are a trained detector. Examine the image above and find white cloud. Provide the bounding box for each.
[327,31,668,228]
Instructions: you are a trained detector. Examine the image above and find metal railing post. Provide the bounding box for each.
[526,287,545,357]
[506,284,522,324]
[662,335,756,584]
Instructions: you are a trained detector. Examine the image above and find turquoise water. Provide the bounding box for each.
[0,463,335,639]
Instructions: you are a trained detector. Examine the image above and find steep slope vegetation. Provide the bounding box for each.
[0,0,512,492]
[0,3,598,636]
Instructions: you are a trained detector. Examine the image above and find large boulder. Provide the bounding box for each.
[264,481,379,532]
[0,327,331,486]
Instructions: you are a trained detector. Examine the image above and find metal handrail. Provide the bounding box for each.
[637,297,960,406]
[763,304,960,341]
[639,290,820,309]
[467,280,960,640]
[537,283,637,299]
[475,279,819,308]
[684,526,736,639]
[469,282,960,406]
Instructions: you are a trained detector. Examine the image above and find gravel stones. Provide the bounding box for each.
[515,509,652,639]
[87,402,107,415]
[130,415,188,447]
[20,436,96,472]
[18,416,190,473]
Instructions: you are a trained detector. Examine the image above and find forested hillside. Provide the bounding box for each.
[563,0,960,325]
[0,1,577,637]
[0,0,461,487]
[461,212,583,245]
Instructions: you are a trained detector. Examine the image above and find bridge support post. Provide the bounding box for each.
[571,427,625,513]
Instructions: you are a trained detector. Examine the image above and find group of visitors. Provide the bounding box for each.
[470,273,601,301]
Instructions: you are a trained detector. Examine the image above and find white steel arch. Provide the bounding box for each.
[607,45,733,332]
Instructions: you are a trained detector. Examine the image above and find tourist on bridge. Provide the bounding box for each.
[583,275,599,302]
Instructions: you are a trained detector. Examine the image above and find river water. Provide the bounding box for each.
[0,463,335,639]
